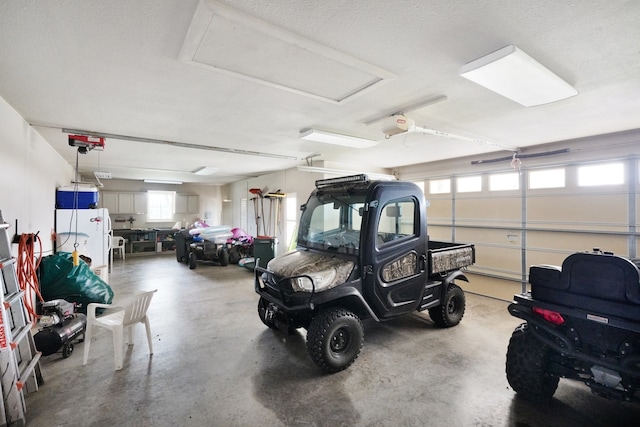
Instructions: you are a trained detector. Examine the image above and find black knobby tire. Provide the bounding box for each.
[428,283,465,327]
[506,323,559,402]
[257,297,277,329]
[188,252,197,270]
[229,247,241,264]
[306,307,364,373]
[218,248,230,266]
[178,241,189,263]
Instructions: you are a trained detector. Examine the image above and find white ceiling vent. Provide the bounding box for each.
[179,0,395,104]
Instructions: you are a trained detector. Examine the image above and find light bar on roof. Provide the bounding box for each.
[315,174,370,188]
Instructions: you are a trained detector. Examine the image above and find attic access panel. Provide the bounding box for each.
[179,0,395,104]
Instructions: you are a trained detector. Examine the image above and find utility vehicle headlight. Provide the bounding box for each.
[291,269,337,293]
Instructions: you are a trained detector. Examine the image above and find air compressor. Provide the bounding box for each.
[34,299,86,358]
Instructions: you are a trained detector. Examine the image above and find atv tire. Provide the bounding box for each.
[188,252,197,270]
[229,247,241,264]
[506,322,559,402]
[218,247,230,266]
[306,307,363,373]
[429,283,465,327]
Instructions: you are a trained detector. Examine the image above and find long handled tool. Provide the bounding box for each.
[250,196,259,234]
[249,188,266,236]
[265,190,285,237]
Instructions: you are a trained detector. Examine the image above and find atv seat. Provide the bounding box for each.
[529,252,640,321]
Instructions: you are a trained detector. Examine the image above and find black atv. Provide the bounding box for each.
[174,229,229,269]
[506,250,640,403]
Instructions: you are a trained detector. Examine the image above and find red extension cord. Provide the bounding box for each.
[16,234,44,325]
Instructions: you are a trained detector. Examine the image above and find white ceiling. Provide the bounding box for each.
[1,0,639,185]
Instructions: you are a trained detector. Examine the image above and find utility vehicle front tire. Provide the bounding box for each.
[428,283,465,327]
[506,323,559,402]
[306,307,363,373]
[188,252,197,270]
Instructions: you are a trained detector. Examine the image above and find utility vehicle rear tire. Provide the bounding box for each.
[257,297,277,329]
[306,307,363,373]
[506,323,559,402]
[428,283,465,327]
[189,252,197,270]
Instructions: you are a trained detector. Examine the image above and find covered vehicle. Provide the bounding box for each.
[176,223,231,269]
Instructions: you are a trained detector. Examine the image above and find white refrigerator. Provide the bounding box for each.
[55,208,112,267]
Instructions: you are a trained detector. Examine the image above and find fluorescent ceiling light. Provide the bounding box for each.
[297,166,396,181]
[192,166,219,175]
[144,179,183,185]
[94,171,112,179]
[299,129,378,148]
[459,45,577,107]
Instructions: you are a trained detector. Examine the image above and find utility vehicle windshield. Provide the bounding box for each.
[298,193,367,254]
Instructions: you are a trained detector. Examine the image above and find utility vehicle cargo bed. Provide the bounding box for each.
[429,241,475,274]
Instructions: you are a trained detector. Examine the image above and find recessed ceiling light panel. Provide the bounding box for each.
[144,179,183,185]
[460,45,578,107]
[299,129,378,148]
[193,166,219,175]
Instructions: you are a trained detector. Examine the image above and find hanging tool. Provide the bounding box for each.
[249,188,266,236]
[264,190,286,237]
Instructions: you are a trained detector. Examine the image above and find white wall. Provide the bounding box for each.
[0,96,75,255]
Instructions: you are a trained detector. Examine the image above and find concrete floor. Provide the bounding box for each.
[24,254,640,426]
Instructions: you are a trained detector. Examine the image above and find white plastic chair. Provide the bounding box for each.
[83,289,157,370]
[112,236,126,260]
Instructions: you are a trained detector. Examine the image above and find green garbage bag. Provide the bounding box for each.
[40,252,114,314]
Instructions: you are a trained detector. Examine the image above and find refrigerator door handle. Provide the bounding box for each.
[106,215,113,250]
